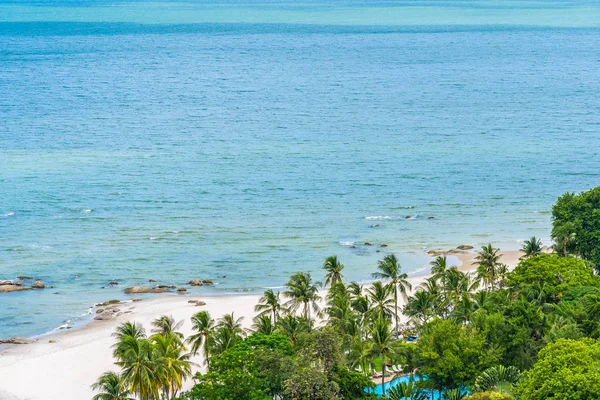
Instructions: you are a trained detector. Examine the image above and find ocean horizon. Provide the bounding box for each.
[1,0,600,339]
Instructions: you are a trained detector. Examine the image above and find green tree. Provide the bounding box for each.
[366,281,395,321]
[323,255,345,288]
[417,318,499,390]
[150,331,192,399]
[465,393,514,400]
[552,187,600,266]
[91,371,133,400]
[369,318,397,392]
[521,237,543,258]
[252,314,275,335]
[372,254,412,334]
[187,310,215,365]
[385,378,427,400]
[508,254,598,303]
[515,338,600,400]
[475,244,502,289]
[254,289,283,324]
[473,365,521,395]
[284,272,322,320]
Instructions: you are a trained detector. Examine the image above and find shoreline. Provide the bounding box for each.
[0,248,524,400]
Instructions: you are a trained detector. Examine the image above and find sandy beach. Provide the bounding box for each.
[0,249,523,400]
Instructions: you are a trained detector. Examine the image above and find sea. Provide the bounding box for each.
[1,0,599,339]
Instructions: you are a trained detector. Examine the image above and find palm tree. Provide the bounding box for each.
[115,334,158,400]
[442,267,472,306]
[186,311,215,366]
[366,281,395,321]
[254,289,282,324]
[474,244,502,289]
[112,322,146,360]
[369,318,397,392]
[216,312,244,338]
[209,313,245,356]
[385,378,427,400]
[521,236,543,258]
[252,314,275,335]
[442,388,466,400]
[473,365,521,395]
[430,256,449,278]
[347,337,374,375]
[323,255,345,288]
[284,272,322,320]
[91,371,132,400]
[404,290,435,325]
[150,332,193,399]
[372,254,412,333]
[276,314,310,345]
[152,315,184,340]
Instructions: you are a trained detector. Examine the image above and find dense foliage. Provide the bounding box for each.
[91,188,600,400]
[552,186,600,267]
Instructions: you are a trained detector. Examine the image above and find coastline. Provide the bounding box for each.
[0,249,524,400]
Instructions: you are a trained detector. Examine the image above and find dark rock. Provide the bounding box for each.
[195,301,206,306]
[380,244,388,247]
[349,245,356,249]
[0,337,35,345]
[17,276,33,280]
[202,280,214,286]
[149,279,156,282]
[188,280,203,286]
[132,298,143,302]
[124,286,169,294]
[0,280,13,286]
[156,285,176,289]
[177,287,187,292]
[32,280,45,289]
[109,281,119,285]
[96,308,105,314]
[0,285,31,293]
[456,245,474,250]
[428,216,435,220]
[48,340,57,343]
[364,242,372,246]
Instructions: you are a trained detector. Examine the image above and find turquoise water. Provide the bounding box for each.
[1,0,600,338]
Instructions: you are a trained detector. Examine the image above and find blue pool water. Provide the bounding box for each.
[1,0,600,338]
[370,374,468,398]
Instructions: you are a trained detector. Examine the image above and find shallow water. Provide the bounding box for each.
[1,0,600,338]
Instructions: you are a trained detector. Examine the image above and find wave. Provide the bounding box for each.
[365,215,416,220]
[338,241,355,246]
[2,212,15,217]
[80,209,92,213]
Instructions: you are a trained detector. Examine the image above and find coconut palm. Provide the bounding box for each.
[150,332,193,399]
[404,290,435,325]
[473,365,521,395]
[276,314,310,345]
[347,338,374,376]
[151,315,184,340]
[114,334,158,400]
[521,236,543,258]
[474,244,502,289]
[451,295,477,324]
[430,256,449,278]
[385,378,428,400]
[91,371,132,400]
[442,267,472,306]
[366,281,395,321]
[254,289,283,324]
[216,312,244,338]
[369,318,397,392]
[209,313,245,356]
[372,254,412,333]
[112,322,146,360]
[186,311,215,366]
[252,313,276,335]
[323,255,345,288]
[283,272,322,320]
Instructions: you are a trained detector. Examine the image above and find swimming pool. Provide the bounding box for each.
[368,374,468,398]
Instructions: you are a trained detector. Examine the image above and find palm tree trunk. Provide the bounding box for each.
[394,288,399,334]
[381,358,386,394]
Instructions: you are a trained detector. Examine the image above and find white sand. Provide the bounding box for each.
[0,250,523,400]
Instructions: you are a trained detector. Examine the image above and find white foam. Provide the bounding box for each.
[339,241,354,246]
[2,212,15,217]
[80,209,92,213]
[365,216,404,220]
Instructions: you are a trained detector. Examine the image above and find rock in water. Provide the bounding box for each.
[124,286,170,294]
[456,245,474,250]
[0,337,35,344]
[188,280,203,286]
[177,287,187,292]
[32,280,45,289]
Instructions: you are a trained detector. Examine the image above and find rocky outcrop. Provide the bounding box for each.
[188,300,206,306]
[202,280,214,286]
[177,287,187,292]
[188,280,203,286]
[109,281,119,285]
[124,286,169,294]
[456,245,474,250]
[156,285,176,289]
[17,276,33,280]
[0,337,35,344]
[380,244,388,248]
[32,280,45,289]
[0,282,31,293]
